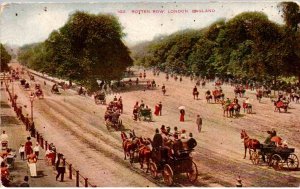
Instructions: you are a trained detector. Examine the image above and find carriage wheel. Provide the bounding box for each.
[287,154,299,170]
[162,164,173,186]
[186,161,198,183]
[149,162,158,178]
[251,151,260,165]
[271,154,284,170]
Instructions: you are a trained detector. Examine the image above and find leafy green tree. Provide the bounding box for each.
[0,43,12,72]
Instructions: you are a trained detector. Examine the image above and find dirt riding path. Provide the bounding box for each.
[9,61,300,187]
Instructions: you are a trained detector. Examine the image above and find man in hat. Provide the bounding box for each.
[158,102,162,116]
[152,129,163,151]
[187,133,197,149]
[196,115,202,133]
[56,153,66,182]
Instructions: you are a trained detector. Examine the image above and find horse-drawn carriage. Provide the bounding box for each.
[20,79,26,86]
[250,145,299,170]
[149,148,198,186]
[51,84,60,94]
[212,89,224,103]
[94,92,106,105]
[274,100,289,113]
[105,111,122,131]
[139,108,152,121]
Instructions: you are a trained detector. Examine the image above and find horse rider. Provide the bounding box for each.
[162,84,166,95]
[206,90,211,96]
[113,96,117,101]
[233,97,239,104]
[136,78,139,85]
[151,79,156,87]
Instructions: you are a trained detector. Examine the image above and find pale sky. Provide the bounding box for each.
[0,0,292,47]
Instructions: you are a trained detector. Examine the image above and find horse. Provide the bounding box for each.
[256,91,263,103]
[222,102,233,117]
[240,130,260,159]
[205,94,212,103]
[243,102,252,114]
[274,101,288,113]
[137,138,152,173]
[213,90,224,103]
[193,90,199,100]
[121,131,139,163]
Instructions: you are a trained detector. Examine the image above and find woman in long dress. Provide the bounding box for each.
[180,109,185,122]
[154,104,160,116]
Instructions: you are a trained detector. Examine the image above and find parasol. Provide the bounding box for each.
[178,106,185,110]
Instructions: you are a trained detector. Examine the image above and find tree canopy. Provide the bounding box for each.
[18,11,133,92]
[0,43,12,72]
[132,3,300,84]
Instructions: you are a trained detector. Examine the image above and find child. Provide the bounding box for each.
[19,144,25,160]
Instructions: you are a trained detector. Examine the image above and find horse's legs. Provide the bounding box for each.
[244,146,247,159]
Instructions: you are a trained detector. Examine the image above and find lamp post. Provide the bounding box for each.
[29,94,35,122]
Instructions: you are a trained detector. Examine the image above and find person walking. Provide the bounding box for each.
[19,144,25,160]
[159,102,162,116]
[180,109,185,122]
[56,153,66,182]
[196,114,203,133]
[25,137,33,157]
[33,143,40,159]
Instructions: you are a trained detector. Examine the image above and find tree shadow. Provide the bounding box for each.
[0,101,11,108]
[0,115,20,125]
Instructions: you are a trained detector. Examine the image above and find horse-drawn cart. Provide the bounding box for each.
[94,92,106,105]
[250,145,299,170]
[149,149,198,186]
[139,109,152,121]
[105,111,122,131]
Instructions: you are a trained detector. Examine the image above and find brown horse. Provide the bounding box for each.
[137,138,152,172]
[121,131,139,163]
[240,130,260,159]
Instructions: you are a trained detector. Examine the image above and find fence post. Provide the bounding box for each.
[69,164,72,179]
[76,171,79,187]
[85,178,88,187]
[45,141,48,150]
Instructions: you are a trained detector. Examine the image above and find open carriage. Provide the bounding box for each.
[105,111,122,131]
[149,147,198,186]
[94,92,106,105]
[274,101,289,113]
[139,109,152,121]
[250,145,299,170]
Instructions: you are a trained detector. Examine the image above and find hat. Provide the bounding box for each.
[182,129,186,133]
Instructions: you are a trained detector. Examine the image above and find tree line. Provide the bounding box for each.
[132,2,300,86]
[18,11,133,92]
[0,43,12,72]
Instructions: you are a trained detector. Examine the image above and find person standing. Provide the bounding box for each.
[196,115,202,133]
[25,137,33,157]
[19,144,25,160]
[154,103,160,116]
[180,109,185,122]
[152,129,163,151]
[33,143,40,159]
[159,102,162,116]
[56,154,66,182]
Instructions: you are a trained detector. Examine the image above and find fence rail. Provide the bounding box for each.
[4,78,96,187]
